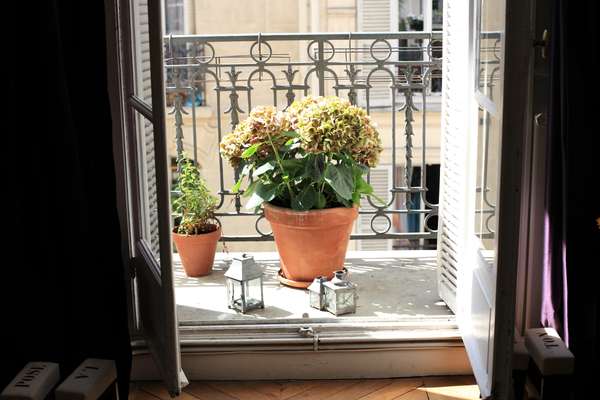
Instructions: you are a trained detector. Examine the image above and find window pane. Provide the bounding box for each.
[165,0,185,34]
[474,107,500,250]
[432,0,443,31]
[477,0,505,104]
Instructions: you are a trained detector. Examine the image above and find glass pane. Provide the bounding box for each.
[243,279,263,307]
[165,0,185,34]
[131,0,153,104]
[477,0,505,104]
[432,0,444,31]
[136,111,161,261]
[474,107,500,251]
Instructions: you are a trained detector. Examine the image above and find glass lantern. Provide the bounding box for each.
[308,276,327,310]
[323,270,357,316]
[224,254,264,313]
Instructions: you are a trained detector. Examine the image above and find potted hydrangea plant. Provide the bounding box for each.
[220,96,383,287]
[172,157,220,277]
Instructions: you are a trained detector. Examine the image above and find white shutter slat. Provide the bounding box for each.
[135,0,153,104]
[133,0,160,259]
[357,0,398,109]
[138,115,161,259]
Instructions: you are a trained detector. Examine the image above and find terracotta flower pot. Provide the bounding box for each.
[172,226,221,277]
[264,203,358,288]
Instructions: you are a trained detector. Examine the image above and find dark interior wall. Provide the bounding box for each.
[2,1,131,396]
[559,0,600,397]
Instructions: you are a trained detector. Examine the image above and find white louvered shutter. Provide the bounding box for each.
[357,0,399,109]
[134,0,161,258]
[357,166,392,251]
[436,0,472,313]
[141,119,160,257]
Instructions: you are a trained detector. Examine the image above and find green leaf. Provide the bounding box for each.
[241,143,260,159]
[291,185,318,211]
[280,159,304,176]
[282,130,300,138]
[334,192,353,207]
[245,181,277,209]
[232,176,244,193]
[324,163,354,200]
[356,163,369,175]
[242,180,257,198]
[282,141,301,152]
[303,154,324,181]
[316,192,327,209]
[253,161,275,177]
[245,192,265,209]
[355,175,373,195]
[240,163,252,176]
[368,192,388,206]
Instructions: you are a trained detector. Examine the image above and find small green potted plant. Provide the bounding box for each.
[220,96,383,287]
[172,156,220,277]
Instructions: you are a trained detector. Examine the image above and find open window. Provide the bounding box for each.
[111,0,183,395]
[437,0,530,396]
[107,0,532,397]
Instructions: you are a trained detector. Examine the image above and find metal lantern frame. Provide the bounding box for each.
[322,270,358,316]
[308,276,327,310]
[224,254,265,313]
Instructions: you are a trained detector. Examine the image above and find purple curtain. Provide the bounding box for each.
[541,0,569,344]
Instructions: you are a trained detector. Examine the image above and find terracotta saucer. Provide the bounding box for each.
[277,269,312,289]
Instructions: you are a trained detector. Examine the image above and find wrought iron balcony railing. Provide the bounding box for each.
[163,32,446,244]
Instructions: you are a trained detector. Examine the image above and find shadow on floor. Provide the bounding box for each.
[174,252,452,323]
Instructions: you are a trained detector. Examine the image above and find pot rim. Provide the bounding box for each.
[172,225,221,237]
[263,202,358,229]
[263,202,358,215]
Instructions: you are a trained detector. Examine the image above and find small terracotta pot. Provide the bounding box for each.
[172,226,221,277]
[264,203,358,288]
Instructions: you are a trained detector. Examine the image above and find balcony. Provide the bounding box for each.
[160,32,482,325]
[175,250,452,323]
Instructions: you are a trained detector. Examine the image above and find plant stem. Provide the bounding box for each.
[266,132,294,199]
[320,160,328,195]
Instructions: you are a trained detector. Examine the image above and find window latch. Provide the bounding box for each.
[298,313,319,351]
[298,326,314,337]
[533,29,549,59]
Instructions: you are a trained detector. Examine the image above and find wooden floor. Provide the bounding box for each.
[131,376,480,400]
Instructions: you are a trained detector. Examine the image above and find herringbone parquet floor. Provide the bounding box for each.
[131,376,479,400]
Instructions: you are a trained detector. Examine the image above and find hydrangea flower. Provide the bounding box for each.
[220,96,382,168]
[288,96,382,167]
[219,105,290,167]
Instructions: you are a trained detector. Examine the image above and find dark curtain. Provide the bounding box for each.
[2,1,131,397]
[541,0,569,345]
[543,0,600,397]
